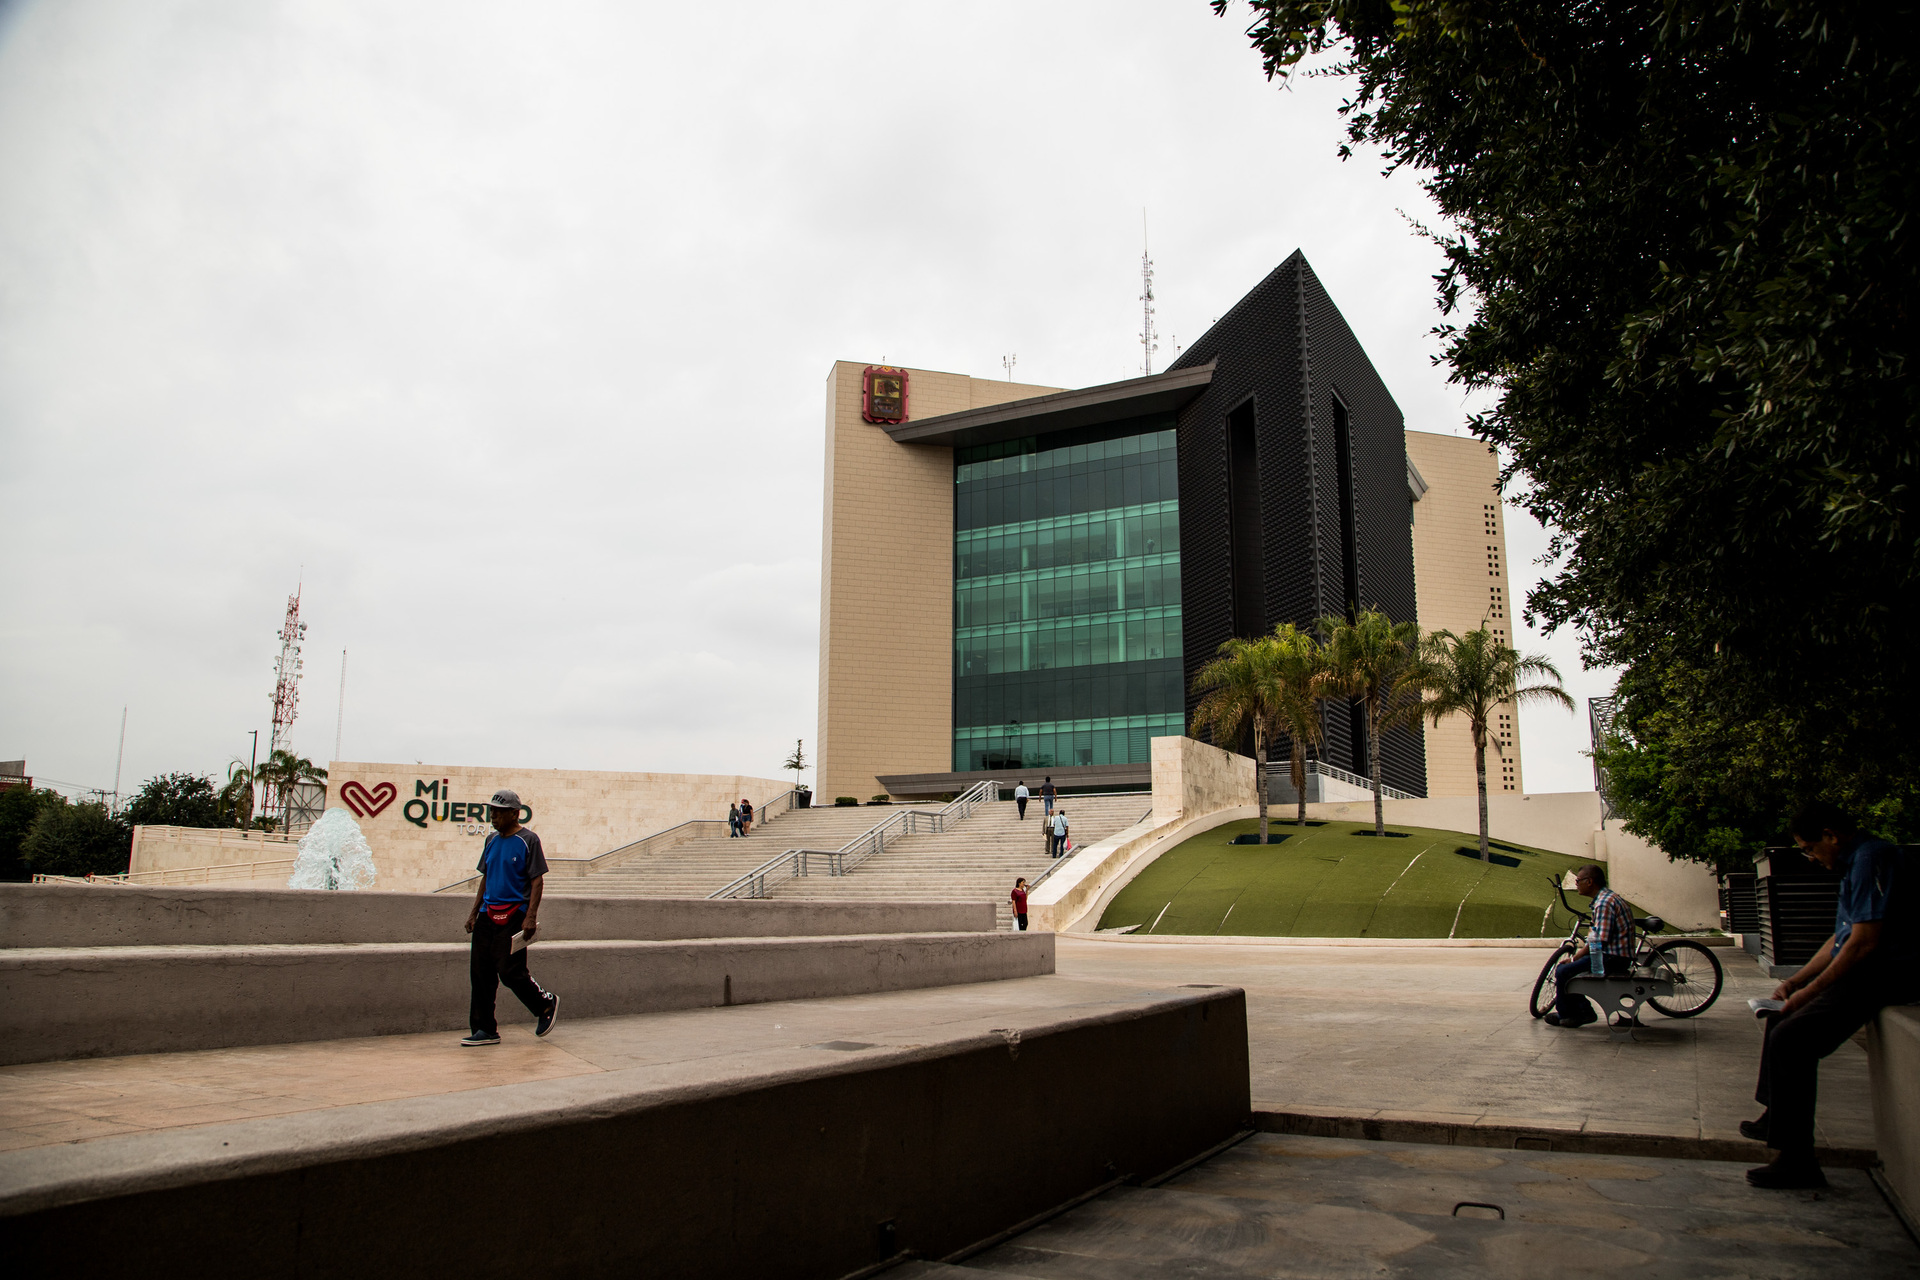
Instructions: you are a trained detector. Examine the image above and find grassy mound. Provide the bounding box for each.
[1096,818,1635,939]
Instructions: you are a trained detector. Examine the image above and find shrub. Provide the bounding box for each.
[868,795,892,805]
[22,799,132,877]
[834,796,859,807]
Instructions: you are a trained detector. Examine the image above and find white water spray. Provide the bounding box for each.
[288,807,377,891]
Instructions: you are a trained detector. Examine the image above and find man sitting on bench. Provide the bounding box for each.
[1545,864,1635,1028]
[1743,802,1919,1190]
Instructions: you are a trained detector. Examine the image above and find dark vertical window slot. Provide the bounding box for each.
[1332,396,1366,771]
[1226,401,1263,639]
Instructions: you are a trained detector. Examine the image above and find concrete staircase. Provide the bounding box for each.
[541,804,897,898]
[767,793,1151,928]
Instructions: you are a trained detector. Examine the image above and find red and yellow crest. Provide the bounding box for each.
[862,366,909,424]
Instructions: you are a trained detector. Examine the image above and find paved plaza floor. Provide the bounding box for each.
[0,936,1873,1160]
[1055,936,1875,1154]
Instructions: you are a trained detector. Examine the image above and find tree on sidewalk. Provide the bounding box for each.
[1408,628,1573,859]
[122,772,223,829]
[1320,609,1423,836]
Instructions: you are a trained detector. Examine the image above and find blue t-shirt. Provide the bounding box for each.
[1832,836,1913,960]
[477,829,549,908]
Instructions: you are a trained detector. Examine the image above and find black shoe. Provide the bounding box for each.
[1739,1113,1770,1142]
[461,1030,501,1047]
[1747,1151,1827,1190]
[1543,1013,1563,1026]
[536,994,559,1037]
[1545,1012,1594,1029]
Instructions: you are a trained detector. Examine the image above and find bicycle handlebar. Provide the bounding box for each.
[1550,874,1592,924]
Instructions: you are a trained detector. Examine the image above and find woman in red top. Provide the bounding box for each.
[1010,878,1029,932]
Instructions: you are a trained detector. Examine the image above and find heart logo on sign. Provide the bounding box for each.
[339,780,397,819]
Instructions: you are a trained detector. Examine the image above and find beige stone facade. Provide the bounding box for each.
[815,361,1062,803]
[1405,430,1524,799]
[319,762,792,893]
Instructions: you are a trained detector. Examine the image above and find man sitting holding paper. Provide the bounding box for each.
[1743,802,1918,1189]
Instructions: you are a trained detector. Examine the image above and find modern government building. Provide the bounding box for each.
[816,252,1522,804]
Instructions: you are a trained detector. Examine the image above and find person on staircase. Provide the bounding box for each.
[1014,781,1029,820]
[739,797,753,836]
[1048,808,1069,860]
[1011,878,1029,931]
[1040,777,1057,820]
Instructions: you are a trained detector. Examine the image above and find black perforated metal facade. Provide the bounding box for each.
[1168,252,1427,795]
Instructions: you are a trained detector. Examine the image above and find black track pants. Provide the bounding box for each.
[470,907,551,1035]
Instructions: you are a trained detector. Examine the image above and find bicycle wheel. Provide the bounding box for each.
[1646,939,1724,1017]
[1529,944,1572,1019]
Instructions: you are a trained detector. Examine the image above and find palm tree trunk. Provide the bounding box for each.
[1255,735,1269,844]
[1369,699,1385,837]
[1293,753,1308,826]
[1474,731,1491,860]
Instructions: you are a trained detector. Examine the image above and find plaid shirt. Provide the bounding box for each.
[1587,888,1635,972]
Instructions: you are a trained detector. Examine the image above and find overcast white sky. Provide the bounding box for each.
[0,0,1615,802]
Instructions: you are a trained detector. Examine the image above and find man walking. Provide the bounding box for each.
[462,789,559,1046]
[1040,776,1057,820]
[1048,808,1069,859]
[1014,781,1029,821]
[1743,802,1917,1189]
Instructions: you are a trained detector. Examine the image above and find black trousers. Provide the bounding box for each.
[1553,953,1632,1023]
[470,906,551,1035]
[1016,797,1028,819]
[1756,957,1920,1152]
[1015,912,1028,931]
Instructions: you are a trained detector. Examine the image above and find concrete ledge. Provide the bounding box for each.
[0,883,994,948]
[0,984,1250,1280]
[1254,1107,1877,1169]
[1868,1006,1920,1233]
[0,931,1054,1065]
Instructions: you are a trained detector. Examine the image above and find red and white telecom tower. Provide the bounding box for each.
[266,586,307,823]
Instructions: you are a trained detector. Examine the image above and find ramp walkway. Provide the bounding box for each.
[766,794,1151,928]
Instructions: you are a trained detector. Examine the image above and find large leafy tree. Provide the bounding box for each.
[21,798,132,878]
[1409,628,1574,859]
[1266,624,1334,828]
[122,772,224,829]
[1219,1,1920,851]
[1320,609,1423,836]
[0,786,64,881]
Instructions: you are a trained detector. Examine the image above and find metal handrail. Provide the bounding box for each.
[709,780,1000,899]
[435,787,805,893]
[1270,759,1415,801]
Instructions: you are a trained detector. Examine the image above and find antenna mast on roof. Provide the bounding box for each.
[1002,354,1017,381]
[1139,211,1159,377]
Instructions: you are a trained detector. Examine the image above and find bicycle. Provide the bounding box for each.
[1527,876,1724,1020]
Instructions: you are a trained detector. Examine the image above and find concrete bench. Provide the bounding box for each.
[1868,1005,1919,1234]
[1566,970,1676,1041]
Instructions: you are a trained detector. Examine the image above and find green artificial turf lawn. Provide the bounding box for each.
[1096,818,1632,938]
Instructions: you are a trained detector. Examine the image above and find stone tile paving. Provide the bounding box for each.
[1055,936,1874,1152]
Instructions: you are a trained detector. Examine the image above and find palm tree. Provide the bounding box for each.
[1190,636,1286,843]
[217,762,254,830]
[1406,626,1574,859]
[1267,624,1333,828]
[1320,609,1424,837]
[254,749,327,830]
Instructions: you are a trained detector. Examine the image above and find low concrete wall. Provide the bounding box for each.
[1868,1006,1920,1232]
[1149,735,1254,825]
[1594,825,1721,931]
[0,931,1054,1064]
[0,884,994,949]
[0,985,1250,1280]
[127,826,298,876]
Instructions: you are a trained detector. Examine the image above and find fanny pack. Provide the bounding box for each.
[485,904,520,925]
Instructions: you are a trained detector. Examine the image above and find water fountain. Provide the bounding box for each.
[288,807,377,890]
